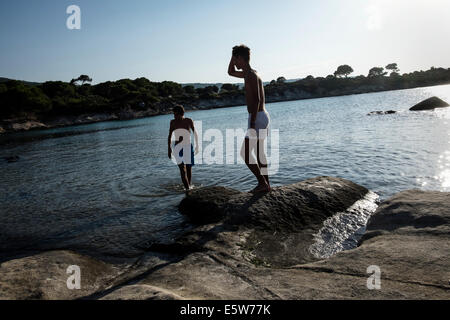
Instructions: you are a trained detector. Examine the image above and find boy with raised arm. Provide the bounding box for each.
[228,45,271,193]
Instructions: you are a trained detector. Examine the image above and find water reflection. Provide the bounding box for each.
[437,150,450,189]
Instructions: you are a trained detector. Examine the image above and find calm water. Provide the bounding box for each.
[1,84,450,258]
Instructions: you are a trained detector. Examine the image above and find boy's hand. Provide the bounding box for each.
[195,145,199,155]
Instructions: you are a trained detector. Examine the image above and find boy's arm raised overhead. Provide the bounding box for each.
[228,56,244,78]
[168,120,174,159]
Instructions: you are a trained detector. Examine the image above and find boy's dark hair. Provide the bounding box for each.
[232,45,250,63]
[172,104,185,115]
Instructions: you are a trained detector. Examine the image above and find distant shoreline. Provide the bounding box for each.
[1,80,450,135]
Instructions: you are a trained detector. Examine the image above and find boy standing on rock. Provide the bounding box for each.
[168,105,199,191]
[228,44,271,193]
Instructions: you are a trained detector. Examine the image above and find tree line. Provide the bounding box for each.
[265,64,450,98]
[1,64,450,120]
[0,77,243,119]
[330,63,400,78]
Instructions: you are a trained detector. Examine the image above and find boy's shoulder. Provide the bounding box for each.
[182,117,194,125]
[252,70,261,81]
[245,69,259,81]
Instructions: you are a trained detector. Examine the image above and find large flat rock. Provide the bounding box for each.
[0,250,121,300]
[1,178,449,299]
[130,186,450,299]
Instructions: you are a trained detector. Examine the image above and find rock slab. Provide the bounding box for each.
[1,178,449,299]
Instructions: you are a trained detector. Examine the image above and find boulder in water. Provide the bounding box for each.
[179,176,369,231]
[410,96,449,111]
[177,176,374,267]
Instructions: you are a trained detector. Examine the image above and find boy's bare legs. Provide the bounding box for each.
[241,138,269,192]
[257,139,270,187]
[186,165,192,186]
[178,164,190,190]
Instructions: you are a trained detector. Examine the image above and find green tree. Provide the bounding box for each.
[183,85,195,94]
[0,81,52,116]
[277,76,286,84]
[70,75,93,85]
[386,63,399,73]
[133,77,151,88]
[368,67,387,77]
[334,65,354,78]
[221,83,239,92]
[92,81,113,97]
[157,81,184,97]
[41,81,76,98]
[386,63,400,76]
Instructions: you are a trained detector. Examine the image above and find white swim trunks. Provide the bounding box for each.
[246,110,270,139]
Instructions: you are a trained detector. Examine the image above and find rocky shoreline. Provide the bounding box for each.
[2,86,448,135]
[0,176,448,300]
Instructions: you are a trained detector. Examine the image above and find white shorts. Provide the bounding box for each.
[246,110,270,139]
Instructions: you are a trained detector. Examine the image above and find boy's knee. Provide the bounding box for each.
[240,148,252,165]
[257,156,267,166]
[260,165,269,176]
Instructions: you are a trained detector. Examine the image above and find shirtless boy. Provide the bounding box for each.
[228,45,271,193]
[168,105,199,191]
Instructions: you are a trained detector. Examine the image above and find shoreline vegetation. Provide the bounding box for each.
[1,65,450,134]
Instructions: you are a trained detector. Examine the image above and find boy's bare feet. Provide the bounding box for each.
[250,183,271,193]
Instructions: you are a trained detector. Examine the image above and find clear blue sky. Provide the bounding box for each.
[1,0,449,84]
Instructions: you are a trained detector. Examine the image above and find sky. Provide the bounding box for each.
[1,0,450,84]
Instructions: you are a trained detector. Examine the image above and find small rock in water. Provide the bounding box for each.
[410,96,450,111]
[367,110,397,116]
[5,155,20,163]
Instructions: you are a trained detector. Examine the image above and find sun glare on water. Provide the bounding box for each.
[437,151,450,189]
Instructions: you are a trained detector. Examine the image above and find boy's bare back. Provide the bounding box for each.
[244,70,266,114]
[170,117,194,144]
